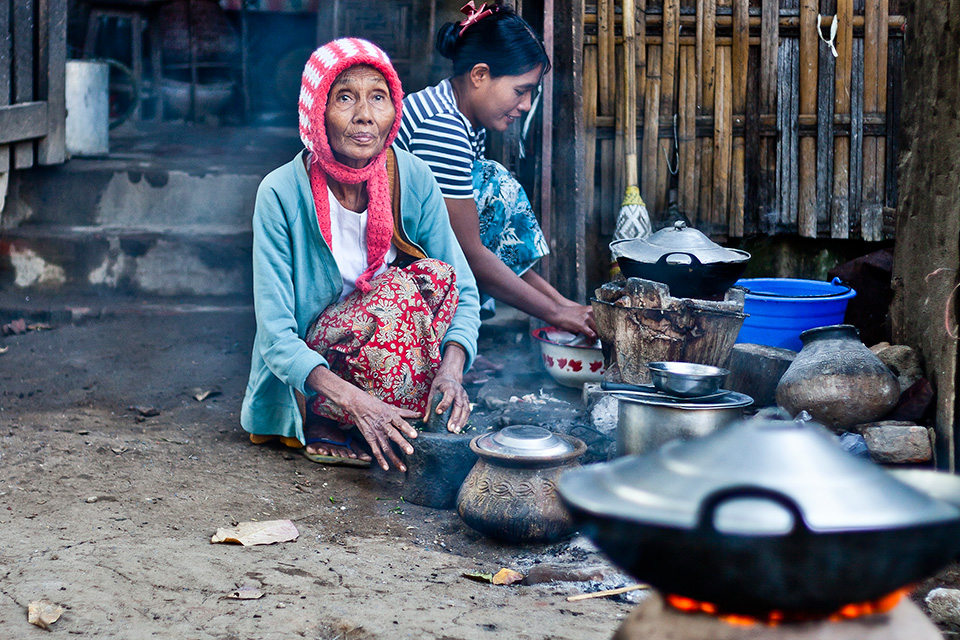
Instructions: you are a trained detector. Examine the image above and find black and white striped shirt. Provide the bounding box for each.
[396,79,486,200]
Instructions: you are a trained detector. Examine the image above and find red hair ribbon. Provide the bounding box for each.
[459,1,496,36]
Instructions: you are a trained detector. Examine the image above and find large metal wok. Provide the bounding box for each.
[557,416,960,614]
[610,221,750,299]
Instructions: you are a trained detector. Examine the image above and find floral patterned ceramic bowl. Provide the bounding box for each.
[532,327,605,388]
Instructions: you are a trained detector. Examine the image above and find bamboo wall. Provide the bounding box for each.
[582,0,904,243]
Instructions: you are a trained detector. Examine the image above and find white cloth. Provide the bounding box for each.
[327,187,397,301]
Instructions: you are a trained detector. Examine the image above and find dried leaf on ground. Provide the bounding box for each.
[132,406,160,417]
[0,346,8,355]
[28,600,63,629]
[27,323,53,331]
[462,571,495,583]
[225,587,264,600]
[191,387,222,402]
[491,568,525,585]
[2,319,27,336]
[211,520,299,546]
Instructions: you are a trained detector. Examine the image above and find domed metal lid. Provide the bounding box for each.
[558,416,960,534]
[473,425,578,460]
[610,220,751,265]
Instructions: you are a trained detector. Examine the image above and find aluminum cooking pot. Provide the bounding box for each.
[557,415,960,615]
[612,389,752,455]
[610,221,750,299]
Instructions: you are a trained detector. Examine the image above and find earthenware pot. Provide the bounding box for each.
[776,324,899,432]
[456,426,586,543]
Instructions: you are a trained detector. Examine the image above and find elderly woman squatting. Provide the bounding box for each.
[241,39,480,472]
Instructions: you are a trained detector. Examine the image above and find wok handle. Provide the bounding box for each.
[600,381,654,393]
[656,252,703,267]
[697,486,810,536]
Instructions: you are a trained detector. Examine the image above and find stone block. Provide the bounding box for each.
[925,588,960,630]
[870,343,923,390]
[726,343,796,407]
[856,421,933,464]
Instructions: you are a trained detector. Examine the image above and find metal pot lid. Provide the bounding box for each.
[610,220,751,265]
[473,425,577,460]
[612,389,754,409]
[558,416,960,534]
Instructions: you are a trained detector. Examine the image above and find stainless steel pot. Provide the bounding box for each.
[614,390,753,455]
[558,415,960,615]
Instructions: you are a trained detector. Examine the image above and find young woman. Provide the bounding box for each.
[396,2,596,338]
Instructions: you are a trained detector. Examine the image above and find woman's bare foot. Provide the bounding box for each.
[304,417,372,462]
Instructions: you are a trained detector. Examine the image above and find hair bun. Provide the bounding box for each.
[435,22,459,58]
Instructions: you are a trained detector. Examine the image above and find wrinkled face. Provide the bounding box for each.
[324,65,395,167]
[474,65,542,132]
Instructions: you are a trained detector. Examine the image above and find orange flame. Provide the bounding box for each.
[665,589,907,626]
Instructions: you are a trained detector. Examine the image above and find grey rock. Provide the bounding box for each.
[870,343,924,391]
[926,588,960,630]
[727,342,796,407]
[856,421,933,464]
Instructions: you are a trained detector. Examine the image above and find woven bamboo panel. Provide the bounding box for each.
[582,0,904,241]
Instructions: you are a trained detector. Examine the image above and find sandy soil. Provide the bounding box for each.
[0,309,633,639]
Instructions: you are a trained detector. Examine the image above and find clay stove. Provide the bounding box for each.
[592,278,746,385]
[614,591,942,639]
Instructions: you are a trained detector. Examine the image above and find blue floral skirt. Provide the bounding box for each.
[473,158,549,277]
[472,159,549,317]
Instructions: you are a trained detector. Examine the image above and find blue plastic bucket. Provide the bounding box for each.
[735,277,857,351]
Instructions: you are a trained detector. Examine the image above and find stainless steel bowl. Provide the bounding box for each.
[648,361,730,397]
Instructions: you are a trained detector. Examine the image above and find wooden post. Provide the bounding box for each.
[712,46,732,235]
[597,0,616,235]
[678,45,697,218]
[540,0,555,280]
[641,46,661,218]
[696,0,716,227]
[655,0,679,218]
[797,0,818,237]
[584,44,598,240]
[551,0,587,302]
[831,0,853,239]
[12,0,35,169]
[37,0,66,165]
[729,0,748,237]
[862,0,889,241]
[759,0,778,233]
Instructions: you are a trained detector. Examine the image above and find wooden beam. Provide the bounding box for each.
[551,0,587,301]
[0,102,49,144]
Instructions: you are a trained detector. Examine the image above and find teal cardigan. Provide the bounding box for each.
[240,147,480,442]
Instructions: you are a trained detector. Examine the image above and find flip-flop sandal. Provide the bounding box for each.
[302,434,372,468]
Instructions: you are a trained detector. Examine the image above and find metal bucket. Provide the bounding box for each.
[65,60,109,157]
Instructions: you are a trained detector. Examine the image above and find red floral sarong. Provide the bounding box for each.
[305,259,459,424]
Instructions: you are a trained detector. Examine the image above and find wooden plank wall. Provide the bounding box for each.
[0,0,68,171]
[580,0,905,244]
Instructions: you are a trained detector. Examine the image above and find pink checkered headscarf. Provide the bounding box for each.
[298,38,404,294]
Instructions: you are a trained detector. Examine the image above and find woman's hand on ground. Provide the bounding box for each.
[427,343,471,433]
[306,365,419,472]
[341,390,420,471]
[548,303,597,339]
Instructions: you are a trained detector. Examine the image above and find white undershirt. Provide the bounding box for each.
[327,186,397,301]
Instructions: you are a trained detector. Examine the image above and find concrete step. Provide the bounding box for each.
[1,224,252,297]
[1,122,301,298]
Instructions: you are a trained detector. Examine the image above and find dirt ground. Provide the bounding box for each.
[0,304,634,639]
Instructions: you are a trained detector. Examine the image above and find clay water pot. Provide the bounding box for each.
[776,324,899,432]
[456,426,586,543]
